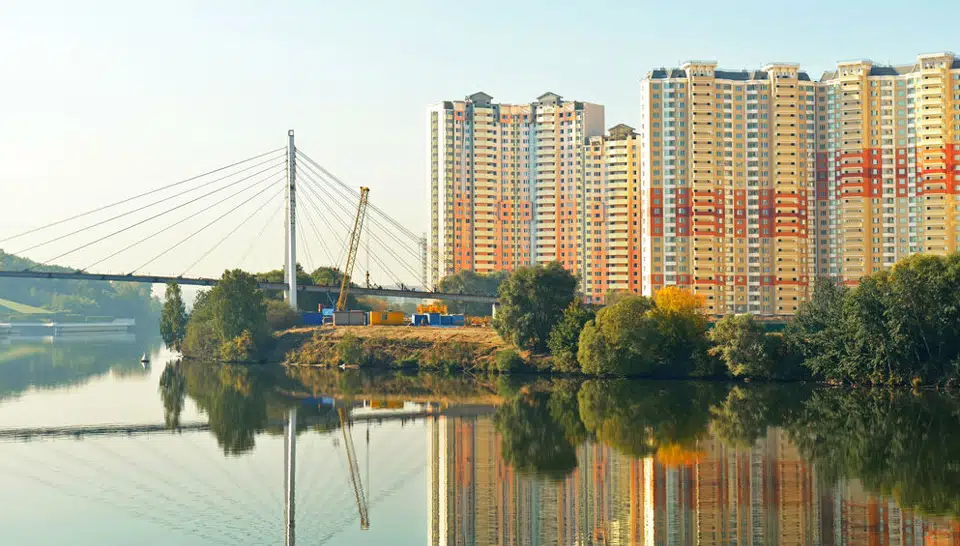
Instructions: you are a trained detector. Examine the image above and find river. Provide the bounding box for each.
[1,336,958,545]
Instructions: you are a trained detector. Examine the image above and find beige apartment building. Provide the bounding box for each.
[428,52,960,315]
[639,62,818,316]
[815,53,960,283]
[426,92,604,290]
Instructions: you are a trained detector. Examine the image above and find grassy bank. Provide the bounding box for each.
[275,325,519,371]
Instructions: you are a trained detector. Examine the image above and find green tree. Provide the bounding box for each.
[493,262,577,352]
[265,299,302,331]
[547,301,595,372]
[181,270,269,361]
[159,282,188,351]
[708,314,774,379]
[438,270,509,316]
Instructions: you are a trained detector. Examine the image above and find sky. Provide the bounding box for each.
[0,0,957,284]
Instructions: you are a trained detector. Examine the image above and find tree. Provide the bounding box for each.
[493,262,577,352]
[547,301,595,372]
[159,282,188,351]
[577,292,715,377]
[181,270,269,361]
[438,270,509,316]
[708,314,774,379]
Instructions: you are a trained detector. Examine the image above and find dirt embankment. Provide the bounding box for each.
[272,325,513,370]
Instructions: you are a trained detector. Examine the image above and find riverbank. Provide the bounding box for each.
[274,325,521,370]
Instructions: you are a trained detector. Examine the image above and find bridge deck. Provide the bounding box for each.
[0,270,498,304]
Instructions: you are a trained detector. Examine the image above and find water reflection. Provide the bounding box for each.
[3,352,960,545]
[0,335,157,400]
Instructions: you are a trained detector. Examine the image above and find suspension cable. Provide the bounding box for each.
[297,150,422,242]
[298,178,404,287]
[17,158,286,262]
[131,172,286,274]
[297,163,423,263]
[299,172,422,283]
[297,173,409,286]
[237,200,284,268]
[6,151,285,251]
[296,186,337,266]
[82,169,282,272]
[181,185,286,277]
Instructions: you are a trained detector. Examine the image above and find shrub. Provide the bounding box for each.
[266,299,302,332]
[220,330,256,362]
[547,301,595,373]
[495,349,524,373]
[334,333,365,366]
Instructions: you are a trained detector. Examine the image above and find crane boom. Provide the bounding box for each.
[337,187,370,312]
[339,407,370,529]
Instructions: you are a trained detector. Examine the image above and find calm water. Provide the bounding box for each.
[1,337,959,545]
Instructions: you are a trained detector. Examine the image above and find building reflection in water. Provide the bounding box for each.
[427,416,960,546]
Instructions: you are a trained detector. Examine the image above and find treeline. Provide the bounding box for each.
[491,253,960,386]
[0,250,160,323]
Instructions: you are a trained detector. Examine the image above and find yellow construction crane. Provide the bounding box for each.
[337,187,370,312]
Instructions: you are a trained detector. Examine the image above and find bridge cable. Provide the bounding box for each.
[11,154,286,257]
[296,151,422,243]
[22,161,287,269]
[131,172,286,274]
[296,171,422,283]
[295,157,424,260]
[297,217,316,273]
[297,163,423,265]
[81,169,284,272]
[299,180,404,288]
[305,177,420,284]
[0,147,285,245]
[295,186,337,266]
[296,173,408,287]
[181,185,286,277]
[237,199,285,269]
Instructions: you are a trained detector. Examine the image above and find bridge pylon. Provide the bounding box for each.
[286,130,298,310]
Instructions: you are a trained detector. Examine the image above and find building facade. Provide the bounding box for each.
[815,53,960,283]
[426,92,604,290]
[428,52,960,314]
[639,62,818,316]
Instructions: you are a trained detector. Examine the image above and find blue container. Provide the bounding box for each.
[412,314,429,326]
[450,314,465,326]
[439,315,454,326]
[427,313,441,326]
[301,312,325,325]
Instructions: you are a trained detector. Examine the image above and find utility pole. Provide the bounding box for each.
[283,407,297,546]
[286,130,298,310]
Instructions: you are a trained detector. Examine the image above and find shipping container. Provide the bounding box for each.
[301,312,325,325]
[450,314,465,326]
[439,315,453,326]
[412,314,429,326]
[427,313,441,326]
[333,310,368,326]
[369,311,405,326]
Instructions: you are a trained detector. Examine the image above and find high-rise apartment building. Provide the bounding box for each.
[815,53,960,283]
[639,62,818,316]
[584,124,642,303]
[426,92,604,290]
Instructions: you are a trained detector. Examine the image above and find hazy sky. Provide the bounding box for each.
[1,0,957,283]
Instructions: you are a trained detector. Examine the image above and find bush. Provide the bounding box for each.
[220,330,256,362]
[266,299,301,332]
[334,333,365,366]
[424,341,475,370]
[547,302,595,373]
[578,292,714,377]
[495,349,524,373]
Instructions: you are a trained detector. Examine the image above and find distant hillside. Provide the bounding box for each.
[0,250,160,322]
[0,297,52,315]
